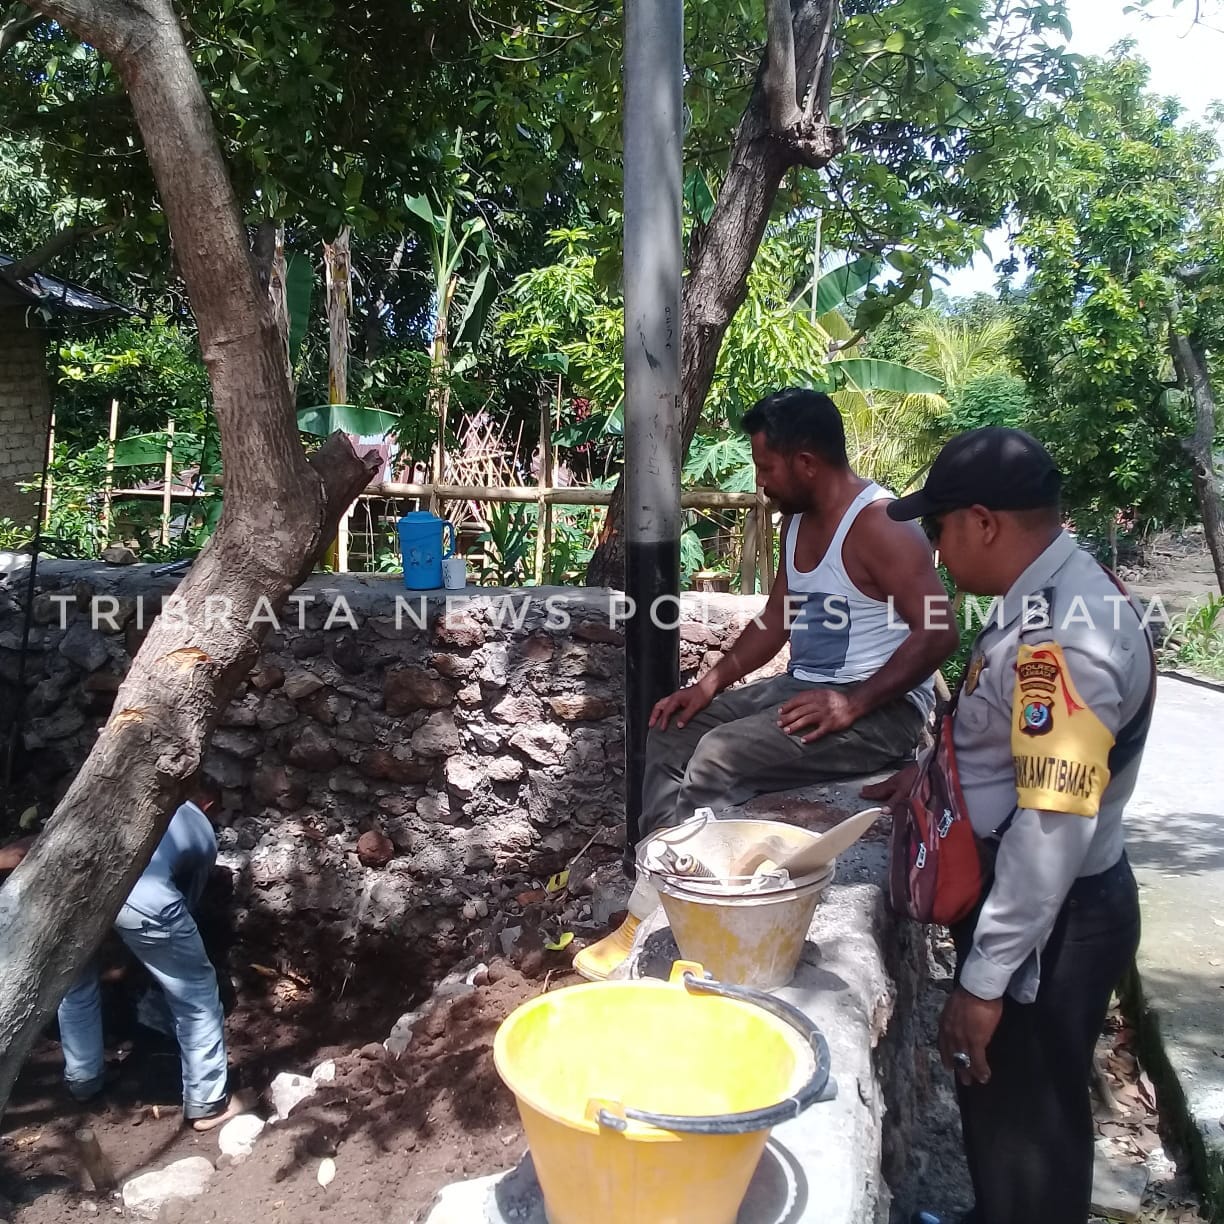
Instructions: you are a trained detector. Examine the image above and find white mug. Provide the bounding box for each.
[442,555,467,590]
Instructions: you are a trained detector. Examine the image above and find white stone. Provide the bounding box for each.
[385,1010,423,1057]
[311,1059,337,1083]
[121,1157,214,1219]
[217,1114,265,1160]
[269,1071,318,1120]
[423,1172,504,1224]
[433,968,476,1001]
[1091,1145,1148,1221]
[317,1157,337,1188]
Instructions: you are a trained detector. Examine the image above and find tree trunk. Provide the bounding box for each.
[1171,332,1224,594]
[586,0,840,586]
[267,225,293,388]
[324,226,352,407]
[0,0,378,1116]
[428,275,458,514]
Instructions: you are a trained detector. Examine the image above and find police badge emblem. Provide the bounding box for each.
[964,655,985,696]
[1016,650,1061,737]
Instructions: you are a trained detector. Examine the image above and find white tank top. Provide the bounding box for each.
[785,483,935,717]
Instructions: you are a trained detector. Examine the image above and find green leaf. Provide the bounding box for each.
[544,932,574,952]
[296,404,398,437]
[826,359,944,395]
[546,870,570,893]
[883,31,907,53]
[110,431,203,468]
[285,252,313,366]
[404,193,443,235]
[683,169,717,225]
[534,352,570,375]
[814,257,881,314]
[455,260,497,349]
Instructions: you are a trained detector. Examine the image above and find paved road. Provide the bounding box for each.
[1127,675,1224,1203]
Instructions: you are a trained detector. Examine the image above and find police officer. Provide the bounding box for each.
[863,428,1154,1224]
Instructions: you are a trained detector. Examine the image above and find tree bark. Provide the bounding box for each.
[586,0,840,586]
[1171,331,1224,594]
[0,0,378,1116]
[0,4,44,56]
[324,226,352,407]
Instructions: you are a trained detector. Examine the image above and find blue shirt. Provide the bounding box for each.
[124,802,218,923]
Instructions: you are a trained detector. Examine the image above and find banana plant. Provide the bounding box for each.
[697,242,949,494]
[404,130,499,491]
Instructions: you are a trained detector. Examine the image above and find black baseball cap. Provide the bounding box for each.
[887,427,1062,522]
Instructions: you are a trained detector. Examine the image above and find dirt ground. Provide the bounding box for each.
[0,931,579,1224]
[2,533,1215,1224]
[1121,528,1219,624]
[898,933,1207,1224]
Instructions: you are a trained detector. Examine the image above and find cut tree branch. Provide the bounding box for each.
[2,223,114,281]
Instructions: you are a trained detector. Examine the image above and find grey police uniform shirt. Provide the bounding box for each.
[952,531,1151,1003]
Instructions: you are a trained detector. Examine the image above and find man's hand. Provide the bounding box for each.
[777,688,863,743]
[860,763,920,812]
[939,986,1003,1086]
[650,678,717,731]
[0,835,35,873]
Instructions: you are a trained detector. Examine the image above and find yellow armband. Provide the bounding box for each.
[1011,642,1115,816]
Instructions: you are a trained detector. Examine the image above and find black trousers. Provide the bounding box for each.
[950,855,1141,1224]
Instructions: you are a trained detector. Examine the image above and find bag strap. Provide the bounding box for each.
[1097,564,1157,775]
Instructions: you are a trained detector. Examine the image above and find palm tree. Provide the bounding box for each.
[907,313,1015,399]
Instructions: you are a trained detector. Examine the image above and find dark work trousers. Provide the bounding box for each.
[950,854,1141,1224]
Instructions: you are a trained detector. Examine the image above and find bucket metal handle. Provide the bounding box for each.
[594,972,837,1136]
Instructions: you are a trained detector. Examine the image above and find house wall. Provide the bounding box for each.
[0,310,50,528]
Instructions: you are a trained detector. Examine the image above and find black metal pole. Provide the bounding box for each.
[623,0,683,861]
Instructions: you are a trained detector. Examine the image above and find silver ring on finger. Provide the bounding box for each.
[952,1051,972,1068]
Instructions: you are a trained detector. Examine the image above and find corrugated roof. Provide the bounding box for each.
[0,254,128,318]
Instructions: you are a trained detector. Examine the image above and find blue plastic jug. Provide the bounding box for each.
[397,510,456,590]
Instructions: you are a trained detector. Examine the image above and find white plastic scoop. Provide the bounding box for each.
[729,806,884,879]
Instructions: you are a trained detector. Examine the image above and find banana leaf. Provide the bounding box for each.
[825,359,943,396]
[455,258,497,349]
[110,431,203,468]
[814,256,881,315]
[285,252,313,366]
[296,404,399,437]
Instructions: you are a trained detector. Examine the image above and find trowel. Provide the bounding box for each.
[729,806,884,879]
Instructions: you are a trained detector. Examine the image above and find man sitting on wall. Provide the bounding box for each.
[574,388,960,980]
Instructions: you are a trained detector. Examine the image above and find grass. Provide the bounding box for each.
[1159,595,1224,681]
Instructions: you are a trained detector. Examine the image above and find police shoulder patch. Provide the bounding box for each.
[1010,640,1116,817]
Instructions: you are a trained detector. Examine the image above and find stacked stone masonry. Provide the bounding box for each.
[0,313,51,525]
[0,562,786,965]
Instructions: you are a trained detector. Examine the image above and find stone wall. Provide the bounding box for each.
[0,561,783,968]
[0,312,50,526]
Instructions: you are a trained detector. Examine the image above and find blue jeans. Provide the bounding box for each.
[57,902,228,1118]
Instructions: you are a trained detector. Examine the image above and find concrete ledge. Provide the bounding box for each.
[425,778,924,1224]
[1122,676,1224,1217]
[1121,965,1224,1216]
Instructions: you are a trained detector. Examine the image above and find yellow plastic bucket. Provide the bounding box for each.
[493,963,833,1224]
[640,819,835,990]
